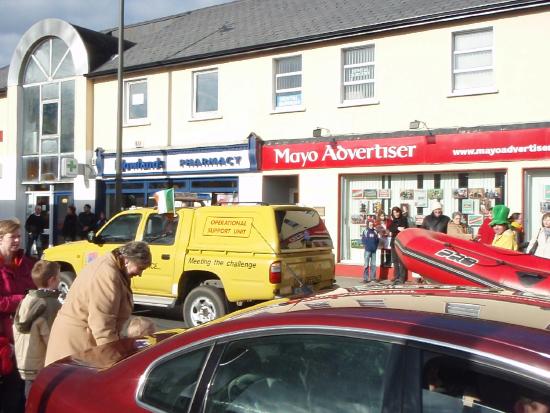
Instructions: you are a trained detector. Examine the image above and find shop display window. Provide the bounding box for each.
[340,171,506,263]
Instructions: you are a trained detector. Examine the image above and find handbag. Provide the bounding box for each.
[528,229,541,255]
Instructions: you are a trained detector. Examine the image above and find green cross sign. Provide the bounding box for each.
[66,159,78,173]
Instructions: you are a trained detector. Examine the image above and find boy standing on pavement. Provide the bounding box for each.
[12,260,61,398]
[361,220,379,283]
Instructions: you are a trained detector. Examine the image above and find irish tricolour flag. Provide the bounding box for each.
[154,188,175,214]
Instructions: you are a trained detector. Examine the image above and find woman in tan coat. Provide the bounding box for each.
[446,212,473,241]
[45,241,151,366]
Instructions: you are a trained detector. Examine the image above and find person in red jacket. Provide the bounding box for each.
[477,205,494,245]
[0,219,36,413]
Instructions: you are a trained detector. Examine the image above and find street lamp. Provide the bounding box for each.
[115,0,125,212]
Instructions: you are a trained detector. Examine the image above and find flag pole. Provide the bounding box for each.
[115,0,124,212]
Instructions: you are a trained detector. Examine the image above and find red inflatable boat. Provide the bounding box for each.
[395,228,550,296]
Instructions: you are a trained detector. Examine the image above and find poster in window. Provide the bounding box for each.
[545,185,550,200]
[378,189,391,199]
[479,198,493,215]
[541,202,550,213]
[468,214,483,227]
[371,201,382,215]
[351,189,364,199]
[427,189,444,200]
[461,199,475,215]
[351,239,363,249]
[415,215,425,226]
[360,202,368,213]
[484,188,502,199]
[363,189,378,199]
[414,190,428,207]
[351,214,366,224]
[468,188,484,199]
[453,188,468,199]
[400,189,414,200]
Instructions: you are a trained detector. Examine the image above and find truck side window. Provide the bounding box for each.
[97,214,141,243]
[144,214,178,245]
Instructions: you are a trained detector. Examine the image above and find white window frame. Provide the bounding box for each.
[124,78,149,126]
[450,27,496,97]
[272,55,304,112]
[339,45,378,107]
[191,68,221,120]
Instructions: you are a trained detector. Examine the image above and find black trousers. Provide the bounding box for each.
[0,368,25,413]
[391,246,407,282]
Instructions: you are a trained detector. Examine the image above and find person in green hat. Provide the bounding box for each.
[490,205,518,251]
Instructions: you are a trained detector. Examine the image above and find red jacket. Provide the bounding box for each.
[477,217,494,245]
[0,250,36,343]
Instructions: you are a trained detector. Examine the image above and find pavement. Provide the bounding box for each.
[335,276,363,288]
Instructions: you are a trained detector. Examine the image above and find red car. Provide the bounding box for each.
[27,285,550,413]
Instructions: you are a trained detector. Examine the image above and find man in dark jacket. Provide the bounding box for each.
[389,206,409,284]
[361,220,379,283]
[421,201,450,233]
[78,204,96,240]
[25,206,46,257]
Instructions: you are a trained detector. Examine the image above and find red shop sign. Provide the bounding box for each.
[262,127,550,170]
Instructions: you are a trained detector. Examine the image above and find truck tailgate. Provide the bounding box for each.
[279,251,335,295]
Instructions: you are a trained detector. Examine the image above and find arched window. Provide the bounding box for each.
[21,37,76,182]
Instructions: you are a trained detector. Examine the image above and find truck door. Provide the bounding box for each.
[133,213,179,296]
[85,213,143,266]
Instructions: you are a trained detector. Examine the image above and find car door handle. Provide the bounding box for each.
[161,254,170,260]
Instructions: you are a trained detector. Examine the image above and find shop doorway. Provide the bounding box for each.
[263,175,299,204]
[25,192,51,254]
[53,193,73,245]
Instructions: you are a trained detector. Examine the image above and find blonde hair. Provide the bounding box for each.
[0,219,20,238]
[126,316,155,338]
[31,260,60,288]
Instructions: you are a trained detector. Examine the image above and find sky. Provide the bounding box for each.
[0,0,234,68]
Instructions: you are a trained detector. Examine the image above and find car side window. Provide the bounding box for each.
[97,214,141,243]
[421,352,550,413]
[143,214,178,245]
[138,346,210,413]
[204,334,396,413]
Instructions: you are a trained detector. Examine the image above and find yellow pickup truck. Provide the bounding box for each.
[43,202,335,326]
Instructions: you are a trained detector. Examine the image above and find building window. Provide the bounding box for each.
[125,79,148,124]
[342,46,375,102]
[274,55,302,109]
[193,69,219,117]
[21,37,75,182]
[452,28,494,93]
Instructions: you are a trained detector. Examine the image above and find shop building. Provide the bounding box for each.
[0,0,549,259]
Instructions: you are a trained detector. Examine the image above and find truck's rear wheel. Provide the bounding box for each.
[59,271,76,302]
[183,286,227,327]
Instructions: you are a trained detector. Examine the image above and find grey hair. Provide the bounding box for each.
[452,212,462,219]
[117,241,152,267]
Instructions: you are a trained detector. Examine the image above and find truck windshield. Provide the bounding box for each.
[275,209,333,250]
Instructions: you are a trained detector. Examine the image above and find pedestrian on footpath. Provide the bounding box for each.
[24,206,46,257]
[389,206,409,284]
[45,241,151,366]
[12,260,61,399]
[526,212,550,258]
[375,212,392,267]
[78,204,96,240]
[421,201,450,233]
[0,219,36,413]
[361,220,379,283]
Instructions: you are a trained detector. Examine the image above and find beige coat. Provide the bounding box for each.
[45,253,133,366]
[446,222,473,241]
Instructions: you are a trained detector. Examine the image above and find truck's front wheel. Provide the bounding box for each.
[59,271,76,302]
[183,286,227,327]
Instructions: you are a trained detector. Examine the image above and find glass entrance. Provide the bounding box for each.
[53,193,73,245]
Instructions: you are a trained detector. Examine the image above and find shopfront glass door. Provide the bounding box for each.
[53,193,73,245]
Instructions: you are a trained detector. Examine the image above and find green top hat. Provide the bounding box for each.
[489,204,510,227]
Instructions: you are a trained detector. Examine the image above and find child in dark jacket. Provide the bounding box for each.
[361,220,379,282]
[13,260,61,399]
